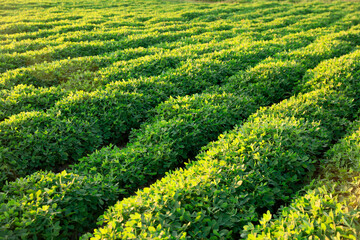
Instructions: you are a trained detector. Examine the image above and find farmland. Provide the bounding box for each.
[1,0,360,239]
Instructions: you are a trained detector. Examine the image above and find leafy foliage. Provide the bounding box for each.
[0,84,67,121]
[243,120,360,239]
[0,171,119,239]
[0,111,101,184]
[86,48,360,240]
[1,0,360,239]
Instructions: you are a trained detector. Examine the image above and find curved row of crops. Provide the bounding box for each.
[243,119,360,239]
[1,0,360,239]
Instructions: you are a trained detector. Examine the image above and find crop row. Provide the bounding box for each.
[0,28,286,121]
[0,45,162,90]
[0,3,285,66]
[243,118,360,239]
[0,7,318,93]
[5,16,354,174]
[0,22,279,91]
[1,1,360,239]
[0,2,334,78]
[73,28,360,196]
[0,29,318,185]
[1,19,358,123]
[0,28,213,73]
[1,0,355,74]
[0,27,309,123]
[86,47,360,240]
[1,28,359,238]
[0,3,337,52]
[0,8,298,54]
[78,31,360,239]
[0,1,297,37]
[0,2,354,125]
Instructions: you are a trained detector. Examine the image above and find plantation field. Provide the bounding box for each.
[1,0,360,239]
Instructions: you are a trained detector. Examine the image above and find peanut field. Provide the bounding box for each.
[1,0,360,239]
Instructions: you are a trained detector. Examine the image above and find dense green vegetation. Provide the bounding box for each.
[243,119,360,239]
[1,0,360,239]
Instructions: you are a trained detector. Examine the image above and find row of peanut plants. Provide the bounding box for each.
[0,6,354,124]
[0,29,316,186]
[0,4,334,122]
[86,45,360,240]
[1,0,356,127]
[1,25,359,239]
[2,0,334,88]
[242,119,360,239]
[3,3,348,181]
[1,0,360,239]
[3,10,353,182]
[1,0,356,74]
[79,26,360,238]
[0,1,301,72]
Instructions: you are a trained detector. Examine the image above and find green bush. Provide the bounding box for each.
[224,59,304,105]
[51,90,157,143]
[72,28,345,198]
[223,30,360,106]
[300,48,360,101]
[72,92,257,191]
[0,40,124,73]
[0,24,238,74]
[88,111,331,239]
[0,171,119,239]
[0,111,101,185]
[0,46,158,90]
[7,24,360,239]
[0,84,67,121]
[242,175,360,240]
[0,52,243,183]
[86,48,360,237]
[0,38,60,54]
[0,20,339,121]
[92,49,204,87]
[280,30,359,68]
[325,120,360,171]
[0,56,229,184]
[242,119,360,240]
